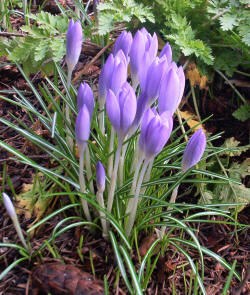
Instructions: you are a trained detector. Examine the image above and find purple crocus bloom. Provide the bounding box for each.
[77,82,94,117]
[98,50,127,104]
[158,63,185,115]
[182,129,206,172]
[139,108,173,159]
[106,82,137,139]
[113,31,133,60]
[143,56,168,104]
[75,104,90,148]
[130,28,158,89]
[159,42,172,64]
[96,161,105,192]
[66,19,83,72]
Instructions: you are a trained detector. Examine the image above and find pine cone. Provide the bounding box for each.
[32,262,104,295]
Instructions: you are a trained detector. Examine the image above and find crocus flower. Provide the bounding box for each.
[98,50,127,104]
[158,63,185,115]
[75,104,90,149]
[96,161,105,193]
[143,56,168,104]
[182,129,206,172]
[113,31,133,60]
[139,108,173,159]
[66,19,83,72]
[159,42,172,64]
[130,28,158,89]
[2,192,28,250]
[106,82,137,139]
[77,82,94,117]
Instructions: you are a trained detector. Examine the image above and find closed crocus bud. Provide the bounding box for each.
[113,31,133,60]
[139,108,173,159]
[182,129,206,172]
[98,51,127,105]
[158,63,185,115]
[2,192,17,219]
[106,82,137,139]
[77,82,94,117]
[130,28,158,89]
[159,42,172,64]
[143,56,168,104]
[66,19,83,72]
[96,161,105,192]
[75,104,90,148]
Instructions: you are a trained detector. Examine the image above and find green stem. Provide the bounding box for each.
[216,69,246,104]
[126,159,149,237]
[176,108,188,142]
[13,218,29,251]
[118,140,129,187]
[107,138,123,213]
[79,145,91,221]
[190,84,201,122]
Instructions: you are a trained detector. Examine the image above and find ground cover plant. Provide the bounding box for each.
[0,1,249,294]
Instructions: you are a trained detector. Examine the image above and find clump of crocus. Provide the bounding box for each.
[75,105,91,221]
[2,192,28,250]
[106,82,137,213]
[96,162,108,237]
[126,108,173,237]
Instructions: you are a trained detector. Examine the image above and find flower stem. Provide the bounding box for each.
[96,191,108,239]
[140,158,154,195]
[126,159,149,237]
[13,218,29,251]
[107,127,115,179]
[159,185,180,238]
[107,138,123,213]
[126,155,144,214]
[66,68,73,151]
[79,145,91,221]
[85,146,94,194]
[118,140,128,187]
[98,101,105,135]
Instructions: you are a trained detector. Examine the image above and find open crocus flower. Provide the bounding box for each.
[139,108,173,160]
[130,28,158,89]
[182,128,206,172]
[98,50,127,105]
[158,63,185,115]
[77,82,94,117]
[66,19,83,72]
[113,30,133,60]
[106,82,137,139]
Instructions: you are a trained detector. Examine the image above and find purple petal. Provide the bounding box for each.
[113,31,133,59]
[158,68,180,115]
[98,54,114,103]
[182,129,206,172]
[77,82,94,117]
[96,161,105,192]
[75,104,90,146]
[2,192,16,218]
[139,107,155,151]
[110,56,127,95]
[119,83,137,136]
[159,42,172,64]
[66,19,83,71]
[106,89,120,132]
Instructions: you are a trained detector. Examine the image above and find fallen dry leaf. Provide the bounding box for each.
[179,110,205,132]
[186,62,209,89]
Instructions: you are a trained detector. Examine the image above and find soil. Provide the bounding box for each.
[0,2,249,295]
